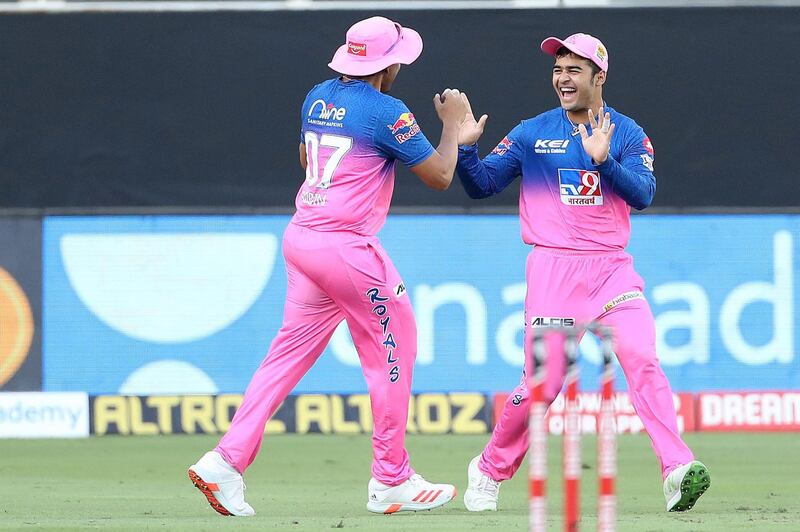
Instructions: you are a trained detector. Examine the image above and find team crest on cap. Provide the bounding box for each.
[348,42,367,56]
[595,44,607,63]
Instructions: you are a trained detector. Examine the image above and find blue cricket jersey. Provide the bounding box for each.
[457,105,656,251]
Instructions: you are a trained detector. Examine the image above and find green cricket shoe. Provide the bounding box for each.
[663,460,711,512]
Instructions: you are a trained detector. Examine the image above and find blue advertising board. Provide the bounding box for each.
[43,215,799,394]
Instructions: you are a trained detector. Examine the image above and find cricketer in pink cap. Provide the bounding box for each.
[329,16,423,76]
[456,31,711,514]
[540,32,609,72]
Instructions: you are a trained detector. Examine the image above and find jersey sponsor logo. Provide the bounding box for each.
[602,290,645,313]
[347,42,367,56]
[640,153,654,172]
[642,137,654,155]
[388,112,416,134]
[492,136,514,156]
[300,190,327,207]
[307,99,347,123]
[530,316,576,328]
[558,168,603,206]
[534,139,570,154]
[388,112,421,144]
[394,282,407,297]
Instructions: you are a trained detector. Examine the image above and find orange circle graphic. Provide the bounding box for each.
[0,267,34,388]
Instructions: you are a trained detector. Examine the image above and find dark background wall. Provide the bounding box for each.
[0,7,797,210]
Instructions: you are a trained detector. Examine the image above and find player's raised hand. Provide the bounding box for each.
[578,107,615,164]
[457,93,488,146]
[433,88,467,126]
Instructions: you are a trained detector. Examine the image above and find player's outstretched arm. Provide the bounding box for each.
[458,93,488,146]
[577,107,615,164]
[581,108,655,210]
[455,96,520,200]
[410,89,467,191]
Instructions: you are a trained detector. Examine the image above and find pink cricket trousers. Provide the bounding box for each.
[480,246,694,481]
[216,222,416,485]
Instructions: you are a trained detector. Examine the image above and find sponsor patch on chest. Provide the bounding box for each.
[534,138,570,154]
[558,168,603,206]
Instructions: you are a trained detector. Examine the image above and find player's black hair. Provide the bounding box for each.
[340,65,393,81]
[555,46,601,77]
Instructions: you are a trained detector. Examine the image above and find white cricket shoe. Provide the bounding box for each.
[663,460,711,512]
[366,473,456,514]
[188,451,255,517]
[464,455,500,511]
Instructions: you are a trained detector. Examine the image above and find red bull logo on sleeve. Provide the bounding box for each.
[388,112,415,134]
[388,112,420,144]
[643,137,654,155]
[491,136,514,156]
[558,168,603,206]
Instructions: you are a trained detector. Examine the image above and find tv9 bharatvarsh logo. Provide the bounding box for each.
[388,112,420,144]
[558,168,603,206]
[307,99,347,127]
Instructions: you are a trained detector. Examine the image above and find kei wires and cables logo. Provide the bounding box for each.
[0,267,34,388]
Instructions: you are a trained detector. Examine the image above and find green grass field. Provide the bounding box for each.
[0,433,797,531]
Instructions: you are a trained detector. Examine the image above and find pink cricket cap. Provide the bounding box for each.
[328,17,423,76]
[540,33,609,72]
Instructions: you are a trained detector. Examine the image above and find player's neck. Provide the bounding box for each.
[341,74,383,91]
[566,97,605,125]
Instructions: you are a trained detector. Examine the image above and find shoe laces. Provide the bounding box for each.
[476,473,500,497]
[407,474,426,486]
[220,474,246,493]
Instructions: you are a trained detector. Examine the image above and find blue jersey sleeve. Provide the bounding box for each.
[594,124,656,210]
[373,100,435,167]
[456,123,525,198]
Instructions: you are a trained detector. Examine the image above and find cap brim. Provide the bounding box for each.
[541,36,578,58]
[328,26,423,76]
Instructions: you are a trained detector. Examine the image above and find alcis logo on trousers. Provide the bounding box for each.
[531,316,575,328]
